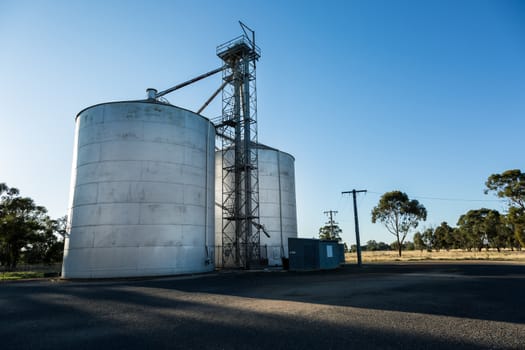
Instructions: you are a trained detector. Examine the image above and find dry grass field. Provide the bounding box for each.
[345,249,525,263]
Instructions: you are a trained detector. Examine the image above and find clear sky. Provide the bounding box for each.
[1,0,524,246]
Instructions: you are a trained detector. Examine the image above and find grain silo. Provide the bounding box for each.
[215,144,297,266]
[62,100,215,278]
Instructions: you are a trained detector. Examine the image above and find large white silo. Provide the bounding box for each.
[215,144,297,266]
[62,101,215,278]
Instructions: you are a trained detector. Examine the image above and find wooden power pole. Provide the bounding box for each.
[342,189,367,267]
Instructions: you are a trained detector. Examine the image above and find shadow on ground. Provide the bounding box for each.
[139,262,525,324]
[1,262,524,349]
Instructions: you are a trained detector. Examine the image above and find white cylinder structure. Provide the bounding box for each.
[62,101,215,278]
[215,144,297,266]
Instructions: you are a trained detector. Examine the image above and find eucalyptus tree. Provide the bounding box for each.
[318,223,342,241]
[433,222,455,251]
[457,208,508,251]
[485,169,525,247]
[371,191,427,257]
[413,231,426,251]
[24,216,65,265]
[421,228,435,251]
[0,183,48,269]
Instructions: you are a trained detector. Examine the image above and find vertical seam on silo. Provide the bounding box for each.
[138,119,144,226]
[278,151,284,257]
[93,107,101,254]
[204,123,209,259]
[95,106,105,204]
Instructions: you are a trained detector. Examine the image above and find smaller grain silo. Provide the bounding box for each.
[62,100,215,278]
[215,144,297,266]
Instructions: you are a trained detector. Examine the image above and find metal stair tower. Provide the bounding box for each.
[216,25,261,268]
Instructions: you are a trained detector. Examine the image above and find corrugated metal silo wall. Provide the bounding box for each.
[215,145,298,266]
[62,101,215,278]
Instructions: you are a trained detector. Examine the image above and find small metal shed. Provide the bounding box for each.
[288,238,344,270]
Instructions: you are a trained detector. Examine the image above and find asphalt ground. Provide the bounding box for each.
[1,262,524,349]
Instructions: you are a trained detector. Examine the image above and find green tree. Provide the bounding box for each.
[377,241,391,251]
[53,215,68,240]
[451,227,467,250]
[390,241,414,251]
[413,232,426,251]
[363,240,390,251]
[457,210,484,251]
[0,183,48,270]
[492,221,513,251]
[457,209,505,252]
[390,241,401,252]
[421,228,435,251]
[319,220,342,241]
[405,241,415,251]
[434,222,454,251]
[483,210,512,252]
[371,191,427,257]
[23,216,66,265]
[485,169,525,247]
[366,240,379,251]
[503,215,522,250]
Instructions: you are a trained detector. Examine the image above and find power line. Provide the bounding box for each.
[366,191,504,203]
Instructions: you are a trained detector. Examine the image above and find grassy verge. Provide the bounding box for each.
[345,249,525,263]
[1,271,47,281]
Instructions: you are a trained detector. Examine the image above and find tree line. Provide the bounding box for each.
[413,213,520,252]
[0,183,66,270]
[369,169,524,256]
[349,212,521,254]
[321,169,525,257]
[3,169,524,268]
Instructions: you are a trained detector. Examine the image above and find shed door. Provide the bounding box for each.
[303,243,316,269]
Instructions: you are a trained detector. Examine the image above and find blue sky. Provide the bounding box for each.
[1,0,524,246]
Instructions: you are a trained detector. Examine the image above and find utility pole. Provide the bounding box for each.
[342,189,367,267]
[323,210,338,240]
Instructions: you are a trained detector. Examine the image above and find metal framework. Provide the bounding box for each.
[145,22,263,269]
[216,29,261,268]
